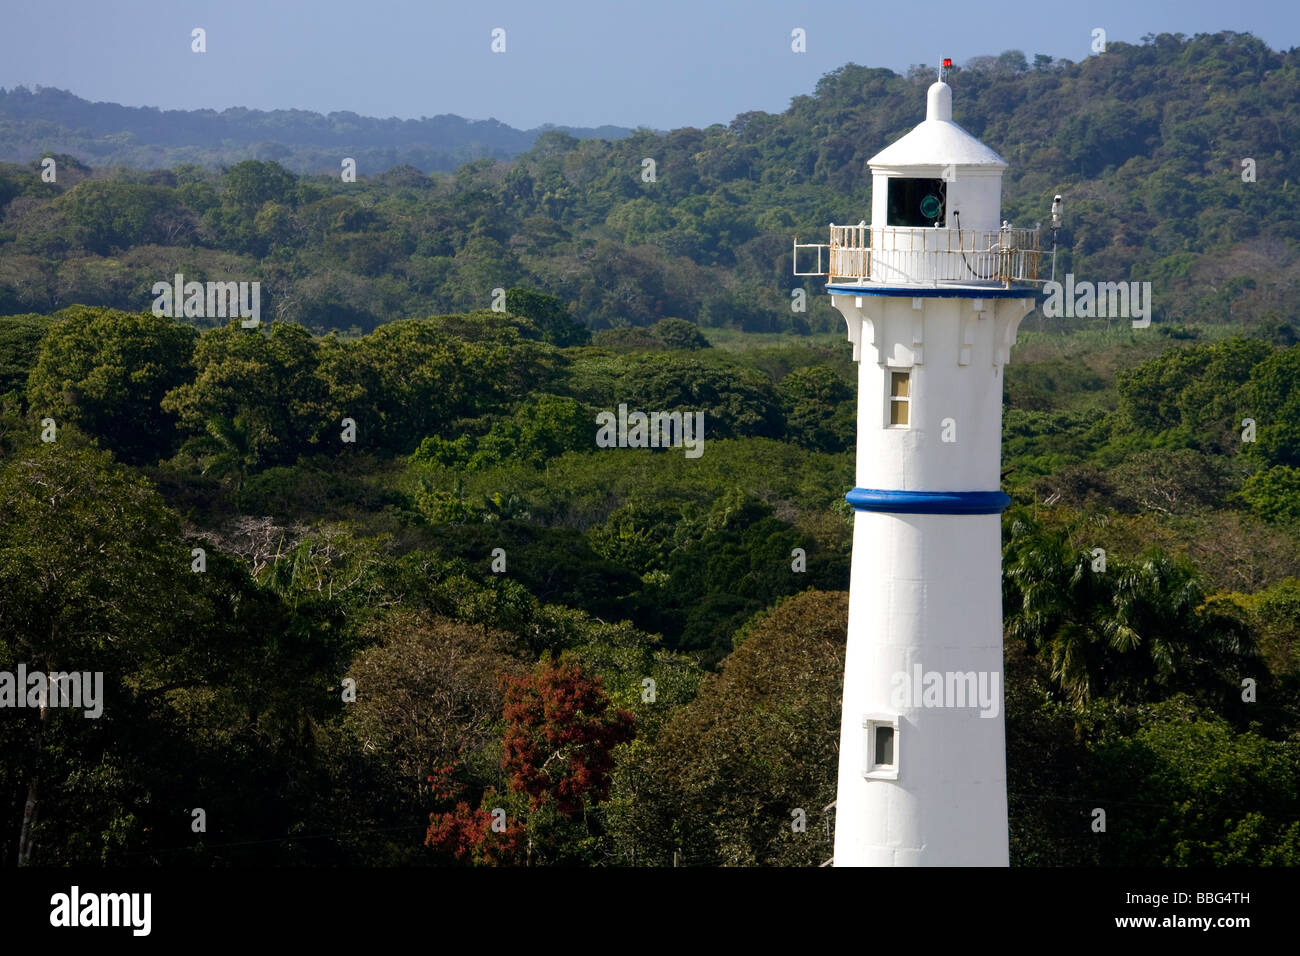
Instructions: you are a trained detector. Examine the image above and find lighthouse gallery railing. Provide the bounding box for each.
[793,224,1042,285]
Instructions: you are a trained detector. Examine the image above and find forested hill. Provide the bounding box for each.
[0,85,635,173]
[4,29,1300,870]
[1,30,1297,336]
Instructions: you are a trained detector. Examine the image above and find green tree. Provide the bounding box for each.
[1003,515,1255,706]
[436,393,591,470]
[649,317,709,351]
[1235,577,1300,676]
[1245,344,1300,468]
[778,365,855,453]
[0,445,198,864]
[0,314,53,399]
[55,180,180,254]
[25,306,197,465]
[319,317,553,455]
[505,287,590,347]
[1236,465,1300,523]
[1093,699,1300,865]
[1115,338,1270,453]
[610,590,846,866]
[648,490,846,661]
[162,320,327,470]
[223,160,297,210]
[589,354,785,441]
[176,411,264,502]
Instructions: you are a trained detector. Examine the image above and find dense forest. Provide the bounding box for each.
[1,32,1298,337]
[0,84,634,174]
[2,30,1299,866]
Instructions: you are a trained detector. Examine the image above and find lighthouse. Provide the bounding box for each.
[794,67,1043,866]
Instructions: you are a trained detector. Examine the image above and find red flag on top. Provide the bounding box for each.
[943,58,952,68]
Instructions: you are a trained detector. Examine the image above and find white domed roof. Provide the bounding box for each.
[868,81,1006,169]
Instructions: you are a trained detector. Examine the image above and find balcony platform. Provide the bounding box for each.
[796,223,1045,287]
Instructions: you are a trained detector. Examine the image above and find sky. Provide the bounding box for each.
[2,0,1297,131]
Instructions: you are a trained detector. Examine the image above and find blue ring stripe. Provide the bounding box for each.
[826,285,1036,299]
[846,488,1011,514]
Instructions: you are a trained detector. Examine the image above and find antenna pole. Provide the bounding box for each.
[1049,195,1062,282]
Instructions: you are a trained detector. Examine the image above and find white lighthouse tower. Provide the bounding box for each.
[795,68,1043,866]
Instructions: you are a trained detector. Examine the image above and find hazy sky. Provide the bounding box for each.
[3,0,1296,130]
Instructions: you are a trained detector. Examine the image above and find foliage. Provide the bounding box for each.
[505,288,590,347]
[1003,511,1257,708]
[649,317,710,350]
[608,590,845,866]
[0,313,52,398]
[161,320,328,469]
[3,31,1300,866]
[344,610,524,792]
[778,364,855,453]
[411,393,591,470]
[1091,699,1300,865]
[425,658,635,866]
[500,659,635,817]
[1236,465,1300,524]
[26,306,197,464]
[9,33,1298,337]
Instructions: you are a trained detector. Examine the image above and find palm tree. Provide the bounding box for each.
[1004,517,1256,706]
[179,411,263,503]
[1003,526,1111,706]
[483,491,530,521]
[1105,552,1255,701]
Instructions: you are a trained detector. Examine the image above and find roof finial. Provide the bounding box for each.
[940,57,952,83]
[926,80,952,122]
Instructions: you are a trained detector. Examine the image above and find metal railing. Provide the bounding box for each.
[794,223,1043,286]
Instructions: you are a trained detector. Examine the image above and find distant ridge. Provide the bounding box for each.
[0,85,637,174]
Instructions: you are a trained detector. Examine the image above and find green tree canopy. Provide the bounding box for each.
[26,306,197,465]
[609,590,846,866]
[778,364,855,453]
[649,317,710,350]
[1093,699,1300,865]
[0,313,53,398]
[162,320,327,470]
[505,287,590,347]
[0,444,199,863]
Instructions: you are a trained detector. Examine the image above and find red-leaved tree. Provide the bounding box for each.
[424,761,525,865]
[424,660,635,864]
[501,659,636,817]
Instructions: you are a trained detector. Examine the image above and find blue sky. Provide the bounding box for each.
[3,0,1296,130]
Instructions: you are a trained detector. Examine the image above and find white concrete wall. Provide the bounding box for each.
[835,509,1008,865]
[945,169,1002,233]
[832,293,1029,492]
[830,291,1029,867]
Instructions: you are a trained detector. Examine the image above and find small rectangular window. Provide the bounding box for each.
[863,715,900,780]
[873,725,895,767]
[889,371,910,426]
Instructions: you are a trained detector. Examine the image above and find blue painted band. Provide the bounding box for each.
[826,284,1037,299]
[845,487,1012,514]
